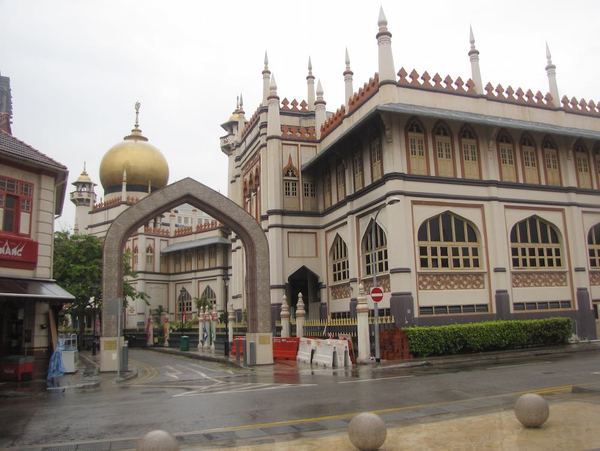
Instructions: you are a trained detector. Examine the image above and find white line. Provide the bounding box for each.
[338,375,414,384]
[172,390,198,398]
[166,373,179,380]
[177,364,223,383]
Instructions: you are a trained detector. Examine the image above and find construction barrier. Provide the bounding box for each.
[330,339,352,368]
[312,339,336,368]
[230,336,245,357]
[273,337,300,361]
[296,337,315,364]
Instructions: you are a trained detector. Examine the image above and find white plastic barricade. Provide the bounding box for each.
[330,339,352,368]
[296,337,315,364]
[312,339,336,368]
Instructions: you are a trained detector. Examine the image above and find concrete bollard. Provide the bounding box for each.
[514,393,549,428]
[348,412,387,450]
[137,430,179,451]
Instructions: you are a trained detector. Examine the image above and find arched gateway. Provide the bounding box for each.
[100,178,273,370]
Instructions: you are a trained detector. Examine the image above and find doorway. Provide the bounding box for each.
[593,301,600,339]
[287,266,320,320]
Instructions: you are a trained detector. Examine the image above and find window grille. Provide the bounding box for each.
[510,216,562,269]
[331,235,349,283]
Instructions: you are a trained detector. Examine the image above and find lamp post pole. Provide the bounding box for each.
[369,196,401,364]
[223,275,229,357]
[371,208,383,364]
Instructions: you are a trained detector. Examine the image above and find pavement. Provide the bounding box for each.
[3,342,600,450]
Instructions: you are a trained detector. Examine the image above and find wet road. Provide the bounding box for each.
[2,348,600,448]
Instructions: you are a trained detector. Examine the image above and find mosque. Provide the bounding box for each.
[72,8,600,339]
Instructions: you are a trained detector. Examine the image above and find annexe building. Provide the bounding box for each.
[221,9,600,339]
[0,72,74,374]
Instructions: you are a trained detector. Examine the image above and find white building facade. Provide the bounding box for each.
[221,9,600,339]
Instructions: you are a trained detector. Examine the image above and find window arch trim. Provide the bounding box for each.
[405,117,430,176]
[432,121,456,178]
[330,234,350,283]
[519,132,541,184]
[509,215,563,269]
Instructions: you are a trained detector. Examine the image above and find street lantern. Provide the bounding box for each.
[370,196,401,363]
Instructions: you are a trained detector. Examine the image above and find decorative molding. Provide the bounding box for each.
[330,282,352,300]
[590,271,600,286]
[390,267,411,274]
[512,271,568,288]
[418,272,485,290]
[574,267,586,272]
[493,267,507,273]
[361,274,390,292]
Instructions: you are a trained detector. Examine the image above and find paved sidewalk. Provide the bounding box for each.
[181,389,600,450]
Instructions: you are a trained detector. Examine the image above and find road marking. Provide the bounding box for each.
[171,381,315,397]
[177,364,223,383]
[338,375,414,384]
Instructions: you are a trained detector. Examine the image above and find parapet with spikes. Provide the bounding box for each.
[561,96,600,117]
[483,82,554,109]
[281,125,316,142]
[280,98,310,113]
[347,73,380,114]
[397,67,477,96]
[241,106,261,140]
[320,105,346,139]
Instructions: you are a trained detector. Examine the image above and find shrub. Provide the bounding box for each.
[404,317,572,357]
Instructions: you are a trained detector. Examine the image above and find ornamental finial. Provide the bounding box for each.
[134,101,141,128]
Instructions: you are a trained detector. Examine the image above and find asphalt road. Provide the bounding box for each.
[2,348,600,449]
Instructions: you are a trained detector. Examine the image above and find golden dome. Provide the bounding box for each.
[99,126,169,194]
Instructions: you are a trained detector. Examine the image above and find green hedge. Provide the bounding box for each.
[404,317,572,357]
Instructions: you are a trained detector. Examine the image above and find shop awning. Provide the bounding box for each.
[160,236,230,254]
[0,278,75,301]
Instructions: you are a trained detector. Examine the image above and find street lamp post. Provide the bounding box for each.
[370,196,401,364]
[223,275,229,357]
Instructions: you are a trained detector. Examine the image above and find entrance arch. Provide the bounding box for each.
[101,177,271,368]
[287,266,321,320]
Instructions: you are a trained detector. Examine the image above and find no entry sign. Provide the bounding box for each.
[370,287,384,303]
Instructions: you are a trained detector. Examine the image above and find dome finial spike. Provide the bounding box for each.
[345,47,351,68]
[264,51,269,70]
[378,6,387,28]
[83,161,87,172]
[545,41,552,64]
[316,79,324,97]
[469,25,476,50]
[239,92,244,109]
[134,101,141,129]
[308,56,313,75]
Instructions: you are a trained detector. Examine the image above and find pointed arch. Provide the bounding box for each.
[145,242,154,270]
[573,139,593,189]
[587,223,600,269]
[405,117,429,175]
[432,121,456,177]
[102,177,271,337]
[509,215,563,269]
[330,234,349,283]
[361,220,388,276]
[519,132,540,184]
[542,135,562,186]
[459,124,481,179]
[201,285,217,304]
[369,128,384,182]
[417,211,481,270]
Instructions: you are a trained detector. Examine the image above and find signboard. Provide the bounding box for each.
[0,234,38,268]
[370,286,384,303]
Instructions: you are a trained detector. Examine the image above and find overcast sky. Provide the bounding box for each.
[1,0,598,231]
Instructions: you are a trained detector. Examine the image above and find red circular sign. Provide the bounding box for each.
[370,287,384,302]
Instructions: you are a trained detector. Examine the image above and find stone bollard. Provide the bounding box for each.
[137,430,179,451]
[280,294,290,338]
[514,393,549,428]
[356,283,370,362]
[296,292,305,338]
[348,412,387,451]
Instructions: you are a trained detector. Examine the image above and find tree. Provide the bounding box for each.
[53,231,148,347]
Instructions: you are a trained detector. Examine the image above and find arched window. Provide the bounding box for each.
[406,118,428,175]
[542,136,561,186]
[323,168,332,209]
[146,244,154,269]
[594,143,600,188]
[352,143,364,191]
[510,216,562,269]
[587,224,600,269]
[433,122,455,177]
[497,130,517,182]
[520,134,539,184]
[370,132,383,181]
[574,140,592,189]
[459,125,480,179]
[283,155,300,210]
[336,162,346,201]
[417,212,480,269]
[330,235,349,283]
[201,286,217,306]
[133,246,139,268]
[362,221,388,276]
[178,287,193,319]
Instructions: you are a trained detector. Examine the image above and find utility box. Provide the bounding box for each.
[180,335,189,352]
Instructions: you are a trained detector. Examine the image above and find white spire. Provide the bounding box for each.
[262,51,271,106]
[307,56,316,111]
[315,79,326,139]
[344,48,354,104]
[266,73,281,137]
[468,25,483,95]
[545,42,559,106]
[376,6,396,84]
[270,74,277,94]
[239,92,244,109]
[378,6,387,28]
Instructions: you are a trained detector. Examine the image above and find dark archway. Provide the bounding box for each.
[101,178,271,368]
[287,266,320,320]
